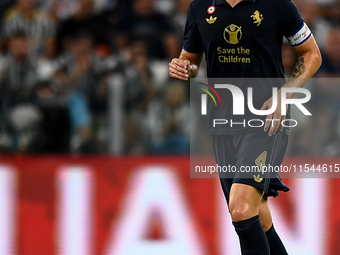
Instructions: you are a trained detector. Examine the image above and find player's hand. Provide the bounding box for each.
[261,90,288,136]
[169,58,190,81]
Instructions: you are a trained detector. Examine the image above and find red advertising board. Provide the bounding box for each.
[0,156,339,255]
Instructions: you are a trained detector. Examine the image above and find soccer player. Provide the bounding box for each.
[169,0,322,254]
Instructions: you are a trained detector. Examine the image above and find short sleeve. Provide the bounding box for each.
[278,0,304,37]
[182,5,204,54]
[278,0,312,46]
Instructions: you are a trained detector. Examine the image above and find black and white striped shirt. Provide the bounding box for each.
[3,7,56,56]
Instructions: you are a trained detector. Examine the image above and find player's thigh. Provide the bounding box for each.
[259,199,273,232]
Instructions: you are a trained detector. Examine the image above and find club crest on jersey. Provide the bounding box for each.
[251,10,263,26]
[206,16,217,24]
[207,6,215,14]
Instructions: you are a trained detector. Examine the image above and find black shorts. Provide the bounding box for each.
[212,130,290,203]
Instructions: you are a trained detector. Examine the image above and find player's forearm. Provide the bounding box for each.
[179,49,203,78]
[288,52,321,81]
[282,38,322,99]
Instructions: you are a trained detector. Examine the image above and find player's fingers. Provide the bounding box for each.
[264,114,272,132]
[269,123,279,136]
[169,62,188,74]
[169,67,189,80]
[169,70,188,81]
[170,72,188,81]
[170,73,188,81]
[172,58,189,69]
[183,60,191,70]
[269,114,281,136]
[169,63,189,79]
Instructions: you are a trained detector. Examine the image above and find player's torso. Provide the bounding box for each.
[191,0,285,77]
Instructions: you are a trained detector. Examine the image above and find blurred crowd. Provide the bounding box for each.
[0,0,339,156]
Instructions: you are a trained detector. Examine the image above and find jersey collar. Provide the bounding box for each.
[214,0,256,5]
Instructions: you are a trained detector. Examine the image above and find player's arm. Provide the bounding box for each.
[283,35,322,91]
[169,49,204,81]
[262,35,322,136]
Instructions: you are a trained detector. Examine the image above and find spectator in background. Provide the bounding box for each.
[123,38,156,109]
[2,0,56,59]
[117,0,179,60]
[146,81,190,154]
[297,2,325,45]
[0,31,37,102]
[56,0,114,55]
[318,26,340,77]
[53,32,97,153]
[52,31,122,153]
[0,30,40,152]
[125,77,190,155]
[122,36,188,154]
[32,80,71,153]
[42,0,120,21]
[123,37,157,154]
[314,26,340,127]
[172,0,192,42]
